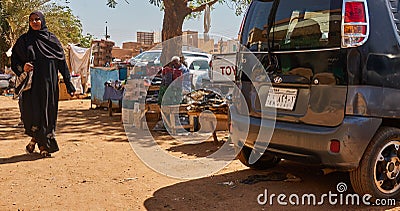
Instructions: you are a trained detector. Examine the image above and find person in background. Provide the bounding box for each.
[179,56,188,68]
[158,56,190,105]
[11,11,75,157]
[172,56,190,94]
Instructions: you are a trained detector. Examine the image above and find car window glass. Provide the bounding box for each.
[140,52,161,61]
[135,53,145,59]
[241,0,342,50]
[190,60,210,70]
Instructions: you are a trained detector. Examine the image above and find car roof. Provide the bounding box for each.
[136,50,211,58]
[185,57,210,63]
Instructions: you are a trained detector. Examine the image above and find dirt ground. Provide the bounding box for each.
[0,96,398,210]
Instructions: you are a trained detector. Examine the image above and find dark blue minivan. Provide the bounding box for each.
[231,0,400,198]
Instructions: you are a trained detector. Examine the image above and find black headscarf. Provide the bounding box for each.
[26,11,65,61]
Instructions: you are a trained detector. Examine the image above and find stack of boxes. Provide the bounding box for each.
[91,39,114,67]
[122,78,146,126]
[145,84,161,122]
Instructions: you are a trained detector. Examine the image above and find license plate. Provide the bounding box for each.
[265,88,298,110]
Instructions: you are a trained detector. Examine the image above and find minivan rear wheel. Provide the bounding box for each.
[350,127,400,198]
[236,146,280,170]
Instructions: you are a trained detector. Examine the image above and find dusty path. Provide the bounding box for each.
[0,96,397,210]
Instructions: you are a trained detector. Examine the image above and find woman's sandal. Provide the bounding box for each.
[25,139,36,154]
[39,146,51,158]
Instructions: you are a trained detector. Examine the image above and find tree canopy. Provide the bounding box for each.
[1,0,83,46]
[0,0,86,69]
[107,0,251,64]
[107,0,251,41]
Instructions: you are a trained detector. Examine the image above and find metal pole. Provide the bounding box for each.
[105,21,108,40]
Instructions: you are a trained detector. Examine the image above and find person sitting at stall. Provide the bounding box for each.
[158,56,190,105]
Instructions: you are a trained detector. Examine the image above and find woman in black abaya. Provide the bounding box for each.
[11,11,75,157]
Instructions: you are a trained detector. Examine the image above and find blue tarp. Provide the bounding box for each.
[90,67,119,108]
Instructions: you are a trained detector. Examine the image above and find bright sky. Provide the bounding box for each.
[63,0,244,47]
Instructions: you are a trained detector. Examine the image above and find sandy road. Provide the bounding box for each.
[0,96,397,210]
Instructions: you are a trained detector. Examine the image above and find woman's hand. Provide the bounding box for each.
[68,91,75,97]
[66,81,76,97]
[23,63,34,72]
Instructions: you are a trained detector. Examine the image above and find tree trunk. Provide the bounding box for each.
[160,0,191,65]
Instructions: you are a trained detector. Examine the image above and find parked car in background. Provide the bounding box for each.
[185,57,211,90]
[199,53,238,96]
[129,50,161,67]
[111,58,128,69]
[0,74,12,94]
[210,53,236,83]
[182,51,211,61]
[129,50,211,67]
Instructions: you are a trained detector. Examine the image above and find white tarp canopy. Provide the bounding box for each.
[68,44,91,93]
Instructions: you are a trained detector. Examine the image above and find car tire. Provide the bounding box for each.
[350,126,400,199]
[236,145,280,170]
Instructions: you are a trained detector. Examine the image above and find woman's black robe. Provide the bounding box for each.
[11,11,75,152]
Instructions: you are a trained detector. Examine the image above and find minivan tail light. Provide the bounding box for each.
[342,0,369,48]
[344,2,365,22]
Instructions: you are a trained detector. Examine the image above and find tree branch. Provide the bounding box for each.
[191,0,219,13]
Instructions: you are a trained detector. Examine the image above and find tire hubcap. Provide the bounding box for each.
[374,141,400,194]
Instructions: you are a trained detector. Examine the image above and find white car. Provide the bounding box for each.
[185,57,211,90]
[129,50,211,67]
[129,50,161,66]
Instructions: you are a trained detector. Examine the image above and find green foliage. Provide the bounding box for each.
[79,33,94,48]
[1,0,83,47]
[149,0,161,7]
[0,1,11,68]
[0,0,85,69]
[107,0,118,8]
[148,0,251,16]
[1,0,51,68]
[43,3,83,46]
[2,0,49,44]
[108,0,250,16]
[107,0,129,8]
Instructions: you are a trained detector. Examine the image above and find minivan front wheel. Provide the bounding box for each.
[236,146,280,170]
[350,127,400,198]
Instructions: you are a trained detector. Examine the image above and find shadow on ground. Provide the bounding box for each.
[0,99,228,161]
[58,107,127,142]
[144,160,397,210]
[0,103,127,143]
[0,153,45,164]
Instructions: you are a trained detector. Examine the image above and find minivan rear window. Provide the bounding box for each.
[241,0,342,51]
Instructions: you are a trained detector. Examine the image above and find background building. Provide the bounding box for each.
[198,38,215,54]
[111,47,133,62]
[154,31,162,43]
[137,31,154,45]
[121,41,144,57]
[182,30,199,48]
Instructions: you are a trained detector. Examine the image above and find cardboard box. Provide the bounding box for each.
[122,108,134,125]
[59,81,72,100]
